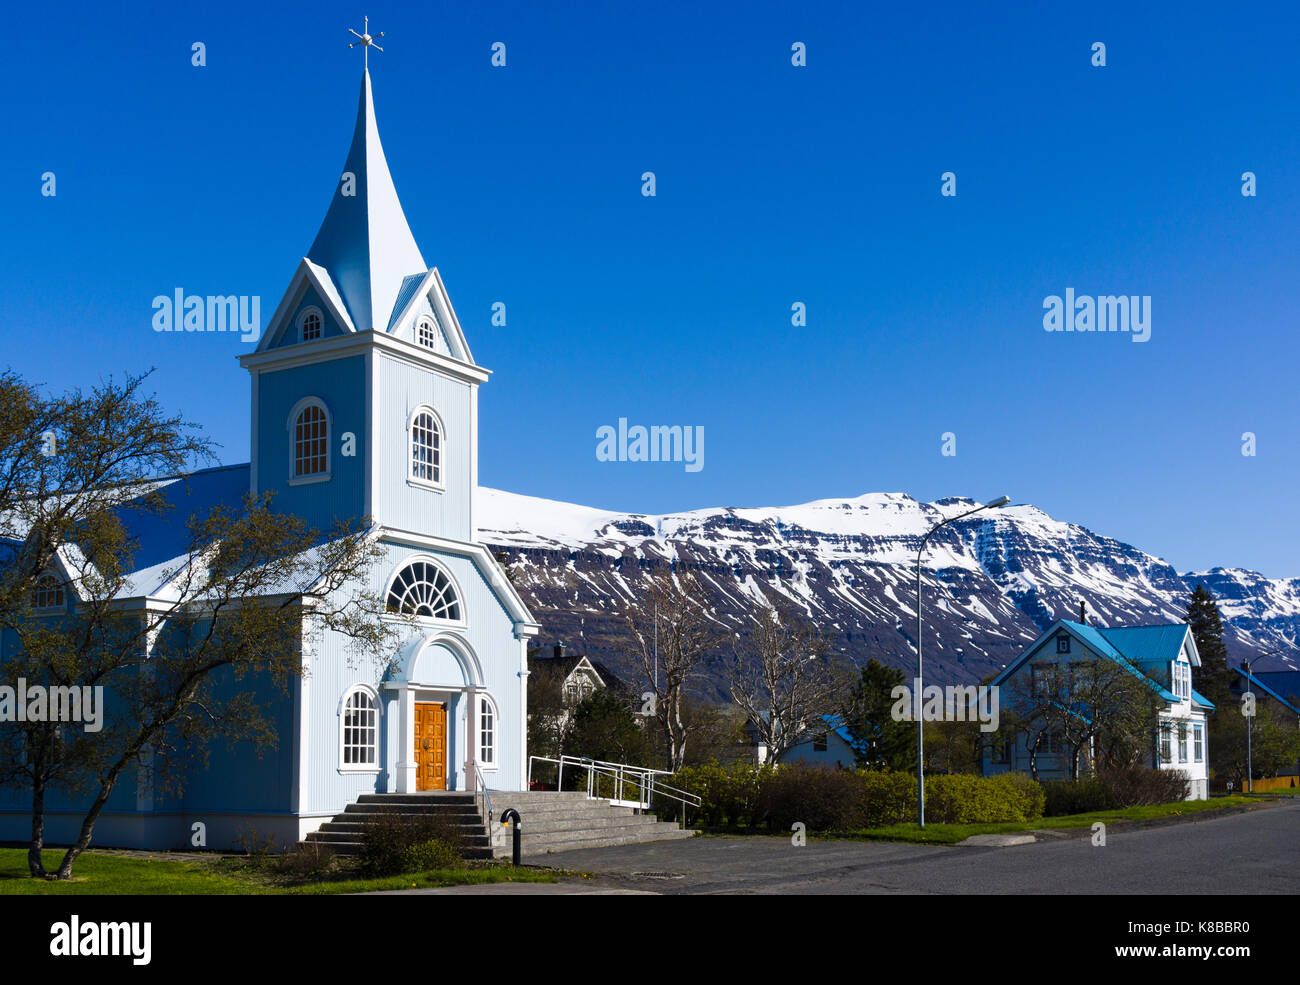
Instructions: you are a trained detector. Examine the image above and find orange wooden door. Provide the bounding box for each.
[414,702,447,791]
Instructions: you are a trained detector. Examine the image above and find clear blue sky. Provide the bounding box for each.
[3,1,1298,577]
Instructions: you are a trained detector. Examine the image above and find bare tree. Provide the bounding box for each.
[622,564,722,771]
[1001,658,1163,781]
[727,599,848,764]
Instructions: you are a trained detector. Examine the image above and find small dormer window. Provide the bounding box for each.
[1056,635,1071,654]
[299,307,323,342]
[417,316,437,349]
[32,574,64,610]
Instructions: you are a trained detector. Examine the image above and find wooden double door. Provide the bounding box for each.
[414,701,448,791]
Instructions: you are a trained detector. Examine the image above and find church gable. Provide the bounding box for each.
[258,259,357,352]
[385,269,472,364]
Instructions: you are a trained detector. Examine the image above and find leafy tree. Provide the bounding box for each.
[1212,700,1300,789]
[1186,584,1232,709]
[842,659,913,771]
[525,657,571,764]
[566,690,652,766]
[0,370,400,879]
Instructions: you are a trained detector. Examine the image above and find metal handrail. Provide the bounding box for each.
[472,767,493,836]
[528,754,702,826]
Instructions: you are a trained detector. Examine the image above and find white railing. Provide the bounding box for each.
[472,767,494,833]
[527,755,702,827]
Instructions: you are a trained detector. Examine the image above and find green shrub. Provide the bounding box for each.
[1098,766,1190,807]
[359,812,467,877]
[989,772,1046,821]
[677,760,1044,832]
[674,760,772,828]
[276,840,336,878]
[761,764,866,832]
[405,838,462,872]
[1043,776,1116,817]
[858,770,917,827]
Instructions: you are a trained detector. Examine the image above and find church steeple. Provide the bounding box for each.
[306,69,426,334]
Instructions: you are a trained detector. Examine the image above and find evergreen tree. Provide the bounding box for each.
[1186,583,1232,708]
[843,659,914,771]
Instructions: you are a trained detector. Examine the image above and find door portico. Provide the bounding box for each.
[386,633,484,794]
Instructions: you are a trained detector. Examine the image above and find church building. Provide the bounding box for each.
[0,64,540,851]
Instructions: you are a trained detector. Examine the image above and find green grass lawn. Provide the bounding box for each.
[825,795,1263,845]
[0,848,555,895]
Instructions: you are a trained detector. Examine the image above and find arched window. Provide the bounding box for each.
[386,560,461,620]
[479,695,497,767]
[291,400,329,478]
[417,316,437,349]
[32,574,64,610]
[409,408,442,486]
[340,686,379,769]
[299,307,323,342]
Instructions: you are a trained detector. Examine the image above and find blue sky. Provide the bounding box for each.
[3,1,1298,577]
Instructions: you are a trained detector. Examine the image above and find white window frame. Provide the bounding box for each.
[31,574,66,612]
[1158,721,1172,764]
[1193,723,1204,763]
[407,405,445,491]
[287,396,332,485]
[297,305,324,343]
[1177,723,1188,763]
[478,693,499,770]
[339,684,381,773]
[382,556,466,627]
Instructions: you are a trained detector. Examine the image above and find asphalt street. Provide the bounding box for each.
[392,798,1299,894]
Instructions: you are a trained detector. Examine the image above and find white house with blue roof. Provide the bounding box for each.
[982,619,1214,799]
[0,66,540,851]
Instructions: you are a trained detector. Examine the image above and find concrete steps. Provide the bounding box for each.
[489,790,697,857]
[302,792,493,859]
[300,790,698,861]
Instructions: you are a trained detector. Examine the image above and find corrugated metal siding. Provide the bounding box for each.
[372,353,473,541]
[256,356,368,531]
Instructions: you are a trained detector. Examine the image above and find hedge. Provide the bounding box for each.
[674,761,1045,832]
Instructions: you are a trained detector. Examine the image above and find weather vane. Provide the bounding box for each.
[348,16,384,70]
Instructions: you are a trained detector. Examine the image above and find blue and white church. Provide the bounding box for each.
[0,65,540,850]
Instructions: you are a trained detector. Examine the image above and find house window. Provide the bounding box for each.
[300,308,323,342]
[1193,724,1204,762]
[1177,724,1188,762]
[813,732,828,752]
[990,736,1010,764]
[409,408,442,486]
[1048,732,1064,755]
[1056,635,1071,654]
[31,574,64,610]
[479,696,496,767]
[385,560,461,620]
[292,401,329,478]
[341,687,378,768]
[1159,723,1172,764]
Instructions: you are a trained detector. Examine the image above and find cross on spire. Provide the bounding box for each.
[348,16,384,70]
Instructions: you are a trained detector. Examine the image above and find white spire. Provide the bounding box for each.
[306,69,426,333]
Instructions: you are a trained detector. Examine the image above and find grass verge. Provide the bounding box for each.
[0,848,555,895]
[824,795,1264,845]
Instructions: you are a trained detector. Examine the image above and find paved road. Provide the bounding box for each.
[515,799,1300,895]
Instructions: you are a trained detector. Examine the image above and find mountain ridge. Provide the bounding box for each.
[476,487,1300,700]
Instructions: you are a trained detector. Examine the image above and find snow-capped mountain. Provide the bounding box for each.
[477,488,1300,699]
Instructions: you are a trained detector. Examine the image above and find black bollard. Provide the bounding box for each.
[500,808,521,866]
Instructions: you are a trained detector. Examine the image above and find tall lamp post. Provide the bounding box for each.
[916,495,1010,828]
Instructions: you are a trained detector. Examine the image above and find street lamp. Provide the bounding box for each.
[916,495,1010,828]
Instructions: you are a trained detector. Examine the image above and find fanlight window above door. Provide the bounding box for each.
[386,561,461,620]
